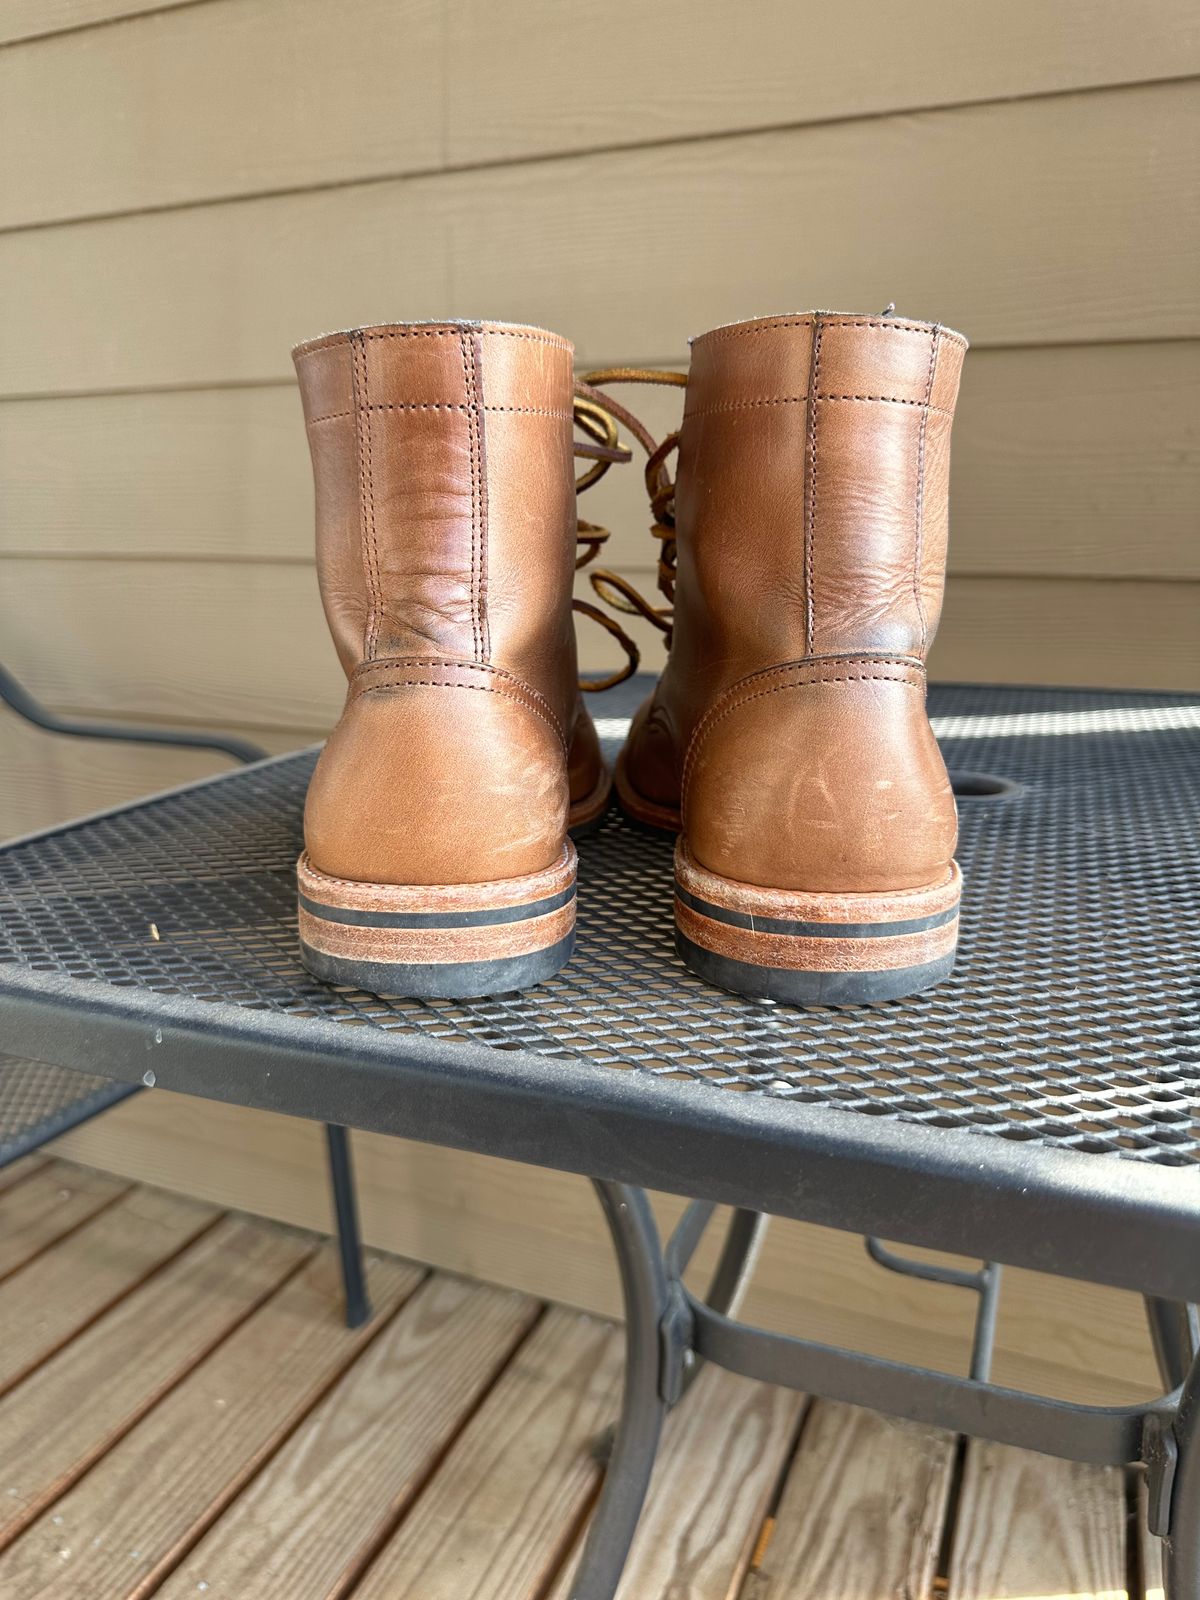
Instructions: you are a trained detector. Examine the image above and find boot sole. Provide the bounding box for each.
[297,844,577,999]
[674,840,961,1006]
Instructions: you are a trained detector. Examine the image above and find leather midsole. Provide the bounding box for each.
[299,902,575,966]
[298,884,575,929]
[297,844,576,967]
[674,840,961,974]
[674,883,958,940]
[674,898,958,974]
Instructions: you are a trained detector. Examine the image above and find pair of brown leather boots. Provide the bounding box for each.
[293,311,966,1007]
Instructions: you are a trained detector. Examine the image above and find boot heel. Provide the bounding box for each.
[674,840,961,1006]
[297,845,576,999]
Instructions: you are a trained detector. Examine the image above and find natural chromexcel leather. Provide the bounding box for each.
[621,311,967,894]
[294,321,606,888]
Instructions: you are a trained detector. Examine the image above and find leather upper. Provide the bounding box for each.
[623,311,967,893]
[295,321,603,885]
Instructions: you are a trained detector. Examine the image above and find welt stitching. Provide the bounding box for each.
[307,404,573,424]
[682,668,922,811]
[349,333,382,663]
[459,331,481,662]
[355,677,566,750]
[914,328,940,653]
[803,322,822,655]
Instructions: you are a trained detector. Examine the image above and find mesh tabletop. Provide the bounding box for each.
[0,683,1196,1183]
[0,1053,134,1168]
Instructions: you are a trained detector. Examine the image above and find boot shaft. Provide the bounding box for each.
[676,312,966,668]
[293,320,579,718]
[617,310,967,915]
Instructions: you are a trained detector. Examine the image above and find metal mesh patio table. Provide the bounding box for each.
[0,1053,135,1168]
[1,680,1197,1597]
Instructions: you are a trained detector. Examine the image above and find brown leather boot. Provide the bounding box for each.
[608,311,967,1005]
[293,320,610,998]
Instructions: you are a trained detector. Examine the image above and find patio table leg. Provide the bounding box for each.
[572,1181,672,1600]
[675,1207,767,1404]
[592,1204,768,1457]
[1163,1337,1200,1599]
[1147,1298,1200,1389]
[324,1124,371,1328]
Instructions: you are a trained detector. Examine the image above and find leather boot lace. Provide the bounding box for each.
[571,370,687,689]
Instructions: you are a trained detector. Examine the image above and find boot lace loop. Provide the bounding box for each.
[571,370,686,689]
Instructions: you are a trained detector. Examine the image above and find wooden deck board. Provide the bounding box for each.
[355,1307,622,1600]
[746,1400,955,1599]
[0,1185,219,1399]
[0,1214,310,1551]
[551,1365,804,1600]
[0,1153,47,1195]
[948,1439,1128,1599]
[0,1247,422,1600]
[1140,1480,1167,1600]
[0,1159,129,1280]
[156,1276,541,1599]
[0,1169,1144,1598]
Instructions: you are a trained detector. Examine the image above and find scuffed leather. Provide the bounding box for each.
[624,312,967,893]
[684,662,957,892]
[304,673,567,884]
[294,321,603,887]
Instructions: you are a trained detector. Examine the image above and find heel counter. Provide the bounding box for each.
[304,661,568,886]
[682,658,957,893]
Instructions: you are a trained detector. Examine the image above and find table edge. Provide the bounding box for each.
[2,964,1197,1301]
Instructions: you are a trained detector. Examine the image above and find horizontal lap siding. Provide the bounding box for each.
[0,9,1194,843]
[0,562,1194,746]
[0,83,1197,402]
[2,0,1198,216]
[0,0,197,50]
[14,344,1193,571]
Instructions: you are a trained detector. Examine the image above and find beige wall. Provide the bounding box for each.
[4,2,1199,1386]
[0,1,1197,835]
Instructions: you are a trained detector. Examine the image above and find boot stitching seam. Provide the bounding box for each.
[682,663,925,812]
[350,331,382,662]
[682,394,954,418]
[914,328,941,654]
[352,677,567,752]
[364,328,568,348]
[803,319,823,655]
[350,656,567,745]
[306,404,574,424]
[470,331,491,660]
[694,317,967,346]
[460,331,482,662]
